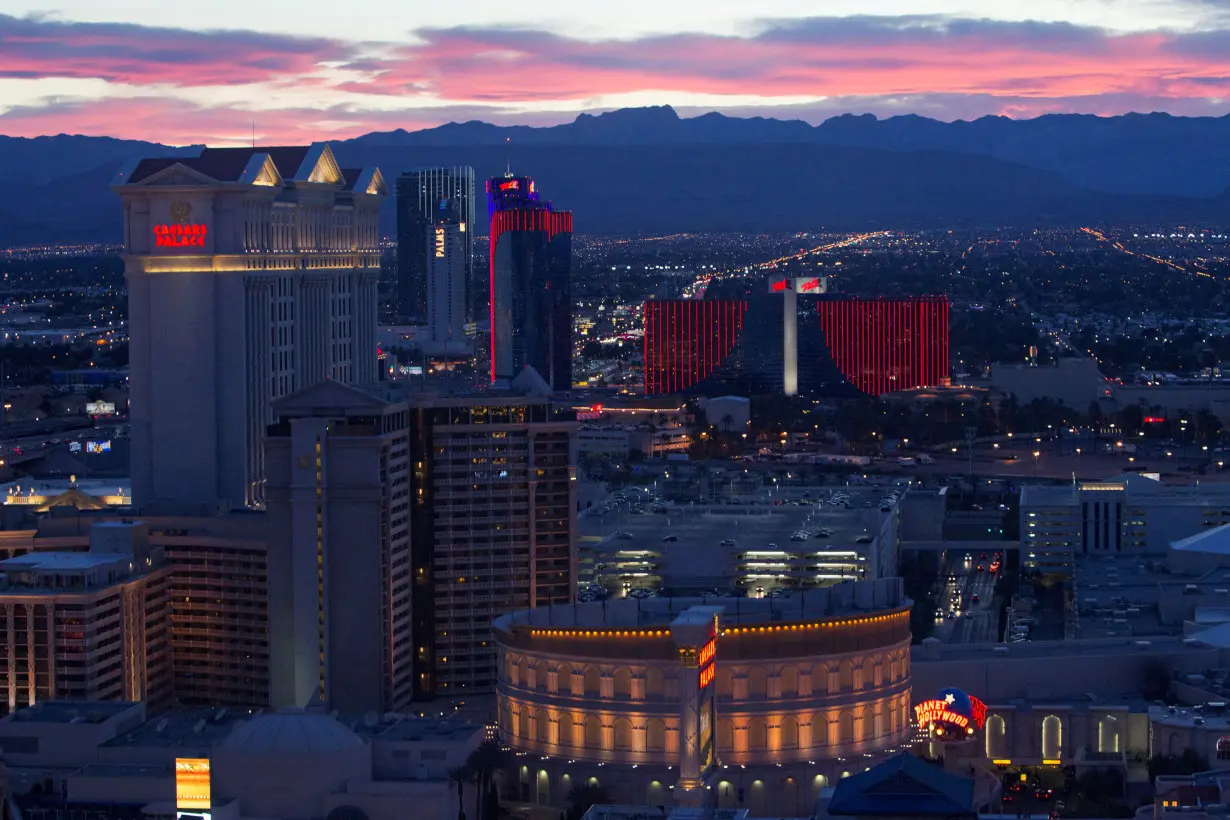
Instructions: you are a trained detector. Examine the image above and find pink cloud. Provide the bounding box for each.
[349,19,1230,105]
[3,13,1230,142]
[0,13,351,86]
[0,97,486,145]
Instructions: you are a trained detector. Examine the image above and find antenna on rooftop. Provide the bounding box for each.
[504,137,511,178]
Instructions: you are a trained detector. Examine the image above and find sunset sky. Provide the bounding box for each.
[3,0,1230,145]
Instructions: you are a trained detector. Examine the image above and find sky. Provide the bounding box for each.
[2,0,1230,145]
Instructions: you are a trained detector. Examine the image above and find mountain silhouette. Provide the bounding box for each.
[2,107,1230,245]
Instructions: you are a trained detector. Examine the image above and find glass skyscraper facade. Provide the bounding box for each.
[395,167,475,323]
[487,175,574,391]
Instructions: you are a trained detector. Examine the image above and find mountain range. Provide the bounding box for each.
[3,106,1230,246]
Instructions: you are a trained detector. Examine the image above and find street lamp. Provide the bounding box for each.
[1033,450,1041,477]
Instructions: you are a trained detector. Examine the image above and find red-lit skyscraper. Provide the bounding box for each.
[643,300,748,394]
[642,293,949,397]
[816,296,949,396]
[488,176,573,390]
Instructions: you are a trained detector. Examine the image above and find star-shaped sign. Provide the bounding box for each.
[945,693,956,704]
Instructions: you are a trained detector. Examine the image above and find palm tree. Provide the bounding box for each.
[448,765,472,820]
[566,783,613,820]
[466,738,510,820]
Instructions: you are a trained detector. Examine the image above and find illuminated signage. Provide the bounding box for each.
[915,700,971,730]
[86,401,116,416]
[175,758,211,811]
[699,662,716,689]
[435,227,445,258]
[1144,416,1166,424]
[499,180,520,191]
[69,441,82,453]
[794,277,826,294]
[770,279,789,293]
[86,440,112,454]
[914,688,987,738]
[697,637,717,667]
[154,223,208,248]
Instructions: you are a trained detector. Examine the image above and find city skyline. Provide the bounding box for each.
[2,0,1230,144]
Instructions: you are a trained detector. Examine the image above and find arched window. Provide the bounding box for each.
[861,706,876,740]
[645,667,665,699]
[810,666,827,696]
[1098,715,1120,754]
[613,668,633,699]
[585,715,602,747]
[646,718,666,751]
[748,718,768,750]
[781,716,800,749]
[613,718,634,750]
[536,770,550,805]
[1042,715,1062,760]
[584,666,602,697]
[811,713,828,748]
[986,715,1007,760]
[509,657,521,686]
[748,666,768,699]
[536,660,549,691]
[781,666,799,697]
[557,663,573,695]
[717,667,734,698]
[838,661,854,692]
[558,713,577,747]
[536,709,551,744]
[838,712,854,744]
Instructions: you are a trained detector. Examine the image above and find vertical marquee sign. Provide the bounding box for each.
[697,634,718,774]
[175,757,211,819]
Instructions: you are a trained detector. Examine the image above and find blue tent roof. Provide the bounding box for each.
[828,753,975,817]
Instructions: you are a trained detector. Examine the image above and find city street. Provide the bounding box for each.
[931,549,1001,643]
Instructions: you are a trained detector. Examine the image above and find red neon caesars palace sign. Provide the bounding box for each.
[698,638,717,667]
[699,663,716,689]
[155,201,207,248]
[154,223,208,248]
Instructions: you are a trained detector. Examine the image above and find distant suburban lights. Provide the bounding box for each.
[153,223,207,248]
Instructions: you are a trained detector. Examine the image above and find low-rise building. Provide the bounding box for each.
[0,521,171,714]
[1020,473,1230,576]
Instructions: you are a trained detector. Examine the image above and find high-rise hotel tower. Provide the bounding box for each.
[396,167,475,324]
[488,175,573,391]
[113,144,387,509]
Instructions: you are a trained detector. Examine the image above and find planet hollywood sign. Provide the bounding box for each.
[914,688,987,740]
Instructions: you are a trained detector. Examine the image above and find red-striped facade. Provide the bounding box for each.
[817,296,950,396]
[643,300,747,395]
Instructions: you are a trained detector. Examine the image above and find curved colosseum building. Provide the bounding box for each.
[494,577,913,816]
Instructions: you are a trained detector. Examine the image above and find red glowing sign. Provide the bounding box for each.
[697,637,717,667]
[154,224,208,248]
[797,278,822,292]
[499,180,520,191]
[914,700,970,729]
[914,695,987,731]
[771,279,789,292]
[699,663,716,689]
[1144,416,1166,424]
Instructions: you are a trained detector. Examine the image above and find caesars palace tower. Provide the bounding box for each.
[113,143,387,509]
